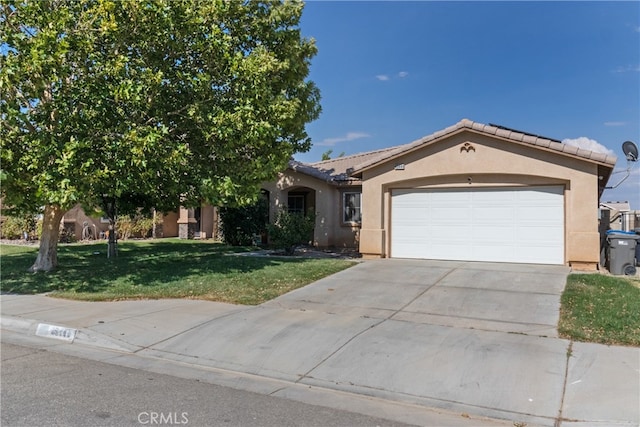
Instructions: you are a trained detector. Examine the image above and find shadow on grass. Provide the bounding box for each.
[0,240,312,296]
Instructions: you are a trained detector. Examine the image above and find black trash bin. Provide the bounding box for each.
[606,231,640,275]
[636,229,640,266]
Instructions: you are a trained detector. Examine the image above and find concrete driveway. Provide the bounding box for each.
[145,259,577,426]
[3,259,638,426]
[266,259,568,337]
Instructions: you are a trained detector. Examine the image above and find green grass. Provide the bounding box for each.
[559,274,640,346]
[0,240,356,305]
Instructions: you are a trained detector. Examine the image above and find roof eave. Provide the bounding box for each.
[288,161,362,186]
[349,120,618,177]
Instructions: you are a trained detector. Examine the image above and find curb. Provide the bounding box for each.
[1,315,515,427]
[1,315,141,353]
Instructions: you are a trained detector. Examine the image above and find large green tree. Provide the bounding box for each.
[0,0,320,271]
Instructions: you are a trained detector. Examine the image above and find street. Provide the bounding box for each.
[1,341,414,427]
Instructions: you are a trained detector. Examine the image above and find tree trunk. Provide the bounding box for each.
[29,204,66,272]
[107,219,117,259]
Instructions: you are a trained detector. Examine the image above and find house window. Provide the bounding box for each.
[287,194,305,215]
[343,192,362,224]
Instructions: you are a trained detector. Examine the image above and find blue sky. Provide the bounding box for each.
[297,1,640,208]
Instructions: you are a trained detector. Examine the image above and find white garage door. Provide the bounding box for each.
[391,186,564,264]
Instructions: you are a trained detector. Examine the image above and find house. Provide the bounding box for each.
[263,119,616,270]
[600,201,639,232]
[59,205,219,241]
[52,119,617,270]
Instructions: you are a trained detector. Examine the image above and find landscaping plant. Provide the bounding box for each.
[267,209,315,255]
[219,196,269,246]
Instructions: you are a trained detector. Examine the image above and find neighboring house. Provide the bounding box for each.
[60,205,219,241]
[600,201,639,232]
[61,205,110,239]
[264,119,616,270]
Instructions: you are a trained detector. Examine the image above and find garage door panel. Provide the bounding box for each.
[517,206,563,220]
[391,187,564,264]
[472,226,516,242]
[518,225,563,241]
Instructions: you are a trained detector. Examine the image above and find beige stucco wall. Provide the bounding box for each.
[358,130,602,267]
[161,211,179,237]
[62,204,109,239]
[168,205,218,239]
[262,170,359,248]
[199,205,217,239]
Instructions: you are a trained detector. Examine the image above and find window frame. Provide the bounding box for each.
[287,193,306,215]
[342,191,362,225]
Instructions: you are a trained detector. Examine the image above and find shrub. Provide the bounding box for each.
[0,215,37,240]
[131,215,160,238]
[115,216,135,240]
[58,225,76,243]
[267,208,315,255]
[219,197,269,246]
[115,212,161,240]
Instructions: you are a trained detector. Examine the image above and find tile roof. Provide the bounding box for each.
[289,119,617,184]
[350,118,618,174]
[288,145,406,184]
[600,201,631,212]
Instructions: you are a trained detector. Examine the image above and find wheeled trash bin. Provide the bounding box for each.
[606,231,640,275]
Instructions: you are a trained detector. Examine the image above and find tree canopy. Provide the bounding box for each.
[0,0,320,271]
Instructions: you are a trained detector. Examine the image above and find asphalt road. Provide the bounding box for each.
[1,342,415,427]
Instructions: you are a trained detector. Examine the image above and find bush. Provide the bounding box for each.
[267,209,315,255]
[132,215,159,238]
[219,197,269,246]
[115,212,161,240]
[59,225,77,243]
[0,215,37,240]
[115,216,135,240]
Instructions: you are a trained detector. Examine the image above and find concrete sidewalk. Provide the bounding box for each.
[1,259,639,427]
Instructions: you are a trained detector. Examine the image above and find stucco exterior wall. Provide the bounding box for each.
[199,205,217,239]
[358,130,602,267]
[62,204,109,240]
[161,211,179,237]
[262,170,359,248]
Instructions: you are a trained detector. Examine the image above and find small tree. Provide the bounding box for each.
[267,208,315,255]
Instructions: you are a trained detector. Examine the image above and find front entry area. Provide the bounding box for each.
[390,186,565,264]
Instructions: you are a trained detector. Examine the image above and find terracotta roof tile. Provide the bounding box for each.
[290,119,617,183]
[350,119,617,174]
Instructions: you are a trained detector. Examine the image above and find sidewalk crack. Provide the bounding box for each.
[555,340,573,427]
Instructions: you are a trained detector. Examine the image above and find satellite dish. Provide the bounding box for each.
[605,140,639,189]
[622,140,638,162]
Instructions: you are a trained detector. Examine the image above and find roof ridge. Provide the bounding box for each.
[350,118,617,174]
[308,144,407,166]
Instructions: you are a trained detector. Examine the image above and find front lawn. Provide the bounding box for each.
[559,274,640,346]
[0,240,356,304]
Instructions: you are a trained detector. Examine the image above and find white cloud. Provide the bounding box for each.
[562,137,615,156]
[376,71,409,81]
[613,64,640,73]
[317,131,371,147]
[604,121,627,127]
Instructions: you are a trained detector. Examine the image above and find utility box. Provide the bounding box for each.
[606,231,640,275]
